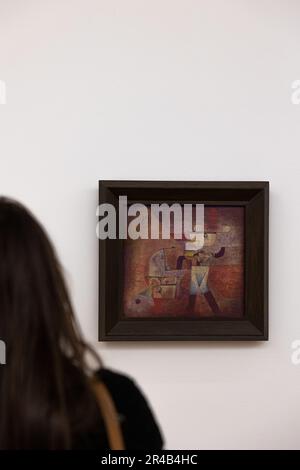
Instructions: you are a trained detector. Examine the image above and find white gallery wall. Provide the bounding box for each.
[1,0,300,449]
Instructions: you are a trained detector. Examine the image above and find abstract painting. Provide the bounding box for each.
[123,206,244,319]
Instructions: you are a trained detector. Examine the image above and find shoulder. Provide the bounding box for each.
[95,368,141,407]
[95,368,164,450]
[96,367,136,390]
[95,367,153,414]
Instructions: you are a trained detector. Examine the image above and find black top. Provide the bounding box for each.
[72,368,164,450]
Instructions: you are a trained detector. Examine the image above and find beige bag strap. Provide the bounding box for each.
[92,380,125,450]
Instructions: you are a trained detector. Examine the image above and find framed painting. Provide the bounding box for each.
[98,181,269,341]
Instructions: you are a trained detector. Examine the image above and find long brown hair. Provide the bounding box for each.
[0,197,102,449]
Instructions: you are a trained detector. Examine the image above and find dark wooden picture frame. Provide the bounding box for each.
[98,181,269,341]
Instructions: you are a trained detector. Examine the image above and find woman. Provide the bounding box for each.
[0,197,163,450]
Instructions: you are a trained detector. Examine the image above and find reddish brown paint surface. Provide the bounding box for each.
[123,206,244,318]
